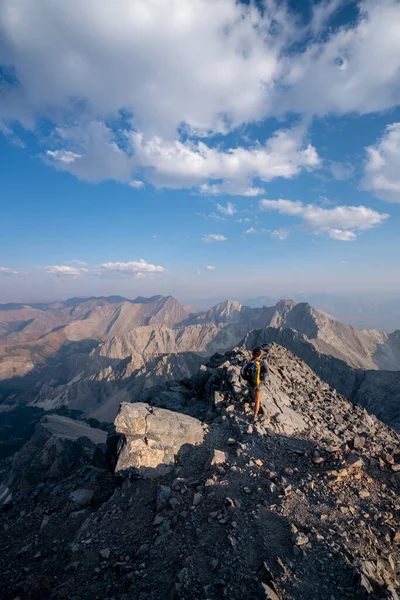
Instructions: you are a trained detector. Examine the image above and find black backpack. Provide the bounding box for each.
[241,360,261,387]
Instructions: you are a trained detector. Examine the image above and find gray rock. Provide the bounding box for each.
[69,488,95,506]
[114,403,205,478]
[353,435,366,449]
[156,485,171,512]
[193,492,203,506]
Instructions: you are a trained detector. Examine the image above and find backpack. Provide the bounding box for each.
[241,359,261,387]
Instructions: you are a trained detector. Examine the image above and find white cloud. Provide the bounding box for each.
[100,259,166,276]
[198,182,265,197]
[278,0,400,117]
[42,123,320,191]
[236,217,251,223]
[271,229,289,240]
[128,126,320,190]
[129,179,145,189]
[362,123,400,202]
[241,187,266,197]
[328,229,357,241]
[216,202,236,217]
[245,227,257,235]
[0,267,27,276]
[44,265,88,276]
[0,0,293,137]
[46,150,81,164]
[202,234,227,243]
[68,259,88,266]
[1,0,400,198]
[205,265,216,270]
[2,0,400,139]
[260,198,389,240]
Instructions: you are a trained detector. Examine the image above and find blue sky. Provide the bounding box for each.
[1,0,400,305]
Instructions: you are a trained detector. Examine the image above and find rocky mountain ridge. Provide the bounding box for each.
[1,295,399,433]
[0,343,398,599]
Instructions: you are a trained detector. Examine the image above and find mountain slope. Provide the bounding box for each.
[280,302,400,370]
[0,343,398,600]
[243,326,400,432]
[0,296,196,380]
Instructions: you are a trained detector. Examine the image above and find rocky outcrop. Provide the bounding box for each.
[0,415,107,508]
[114,402,206,477]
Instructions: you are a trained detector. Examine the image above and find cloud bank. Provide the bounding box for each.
[1,0,399,194]
[260,199,389,240]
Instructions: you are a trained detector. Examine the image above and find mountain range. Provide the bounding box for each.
[0,294,399,428]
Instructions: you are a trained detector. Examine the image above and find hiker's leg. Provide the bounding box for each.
[254,389,261,419]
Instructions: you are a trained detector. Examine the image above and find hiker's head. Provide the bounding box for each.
[252,348,262,359]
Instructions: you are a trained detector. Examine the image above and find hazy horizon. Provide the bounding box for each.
[1,288,399,332]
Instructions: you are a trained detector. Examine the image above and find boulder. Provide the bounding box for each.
[114,402,205,478]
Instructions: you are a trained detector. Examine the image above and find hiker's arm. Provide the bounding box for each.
[260,360,269,381]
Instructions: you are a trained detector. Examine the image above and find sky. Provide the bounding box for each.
[1,0,400,306]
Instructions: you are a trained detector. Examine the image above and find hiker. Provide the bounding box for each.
[240,348,269,421]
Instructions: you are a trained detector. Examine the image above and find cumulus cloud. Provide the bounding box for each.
[205,265,216,270]
[0,267,27,276]
[245,227,257,235]
[42,123,320,191]
[1,0,400,198]
[260,199,389,240]
[44,265,88,276]
[202,234,227,243]
[278,0,400,117]
[362,123,400,202]
[100,259,166,276]
[328,229,357,241]
[0,0,292,137]
[216,202,236,217]
[2,0,400,138]
[128,127,320,190]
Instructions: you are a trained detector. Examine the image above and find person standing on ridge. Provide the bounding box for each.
[241,348,269,421]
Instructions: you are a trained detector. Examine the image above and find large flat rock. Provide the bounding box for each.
[114,402,205,478]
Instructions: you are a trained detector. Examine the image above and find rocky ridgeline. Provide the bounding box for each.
[0,343,399,600]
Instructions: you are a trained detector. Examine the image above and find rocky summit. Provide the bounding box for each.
[0,343,399,600]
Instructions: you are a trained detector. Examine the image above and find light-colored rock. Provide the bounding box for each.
[208,449,228,469]
[114,402,205,478]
